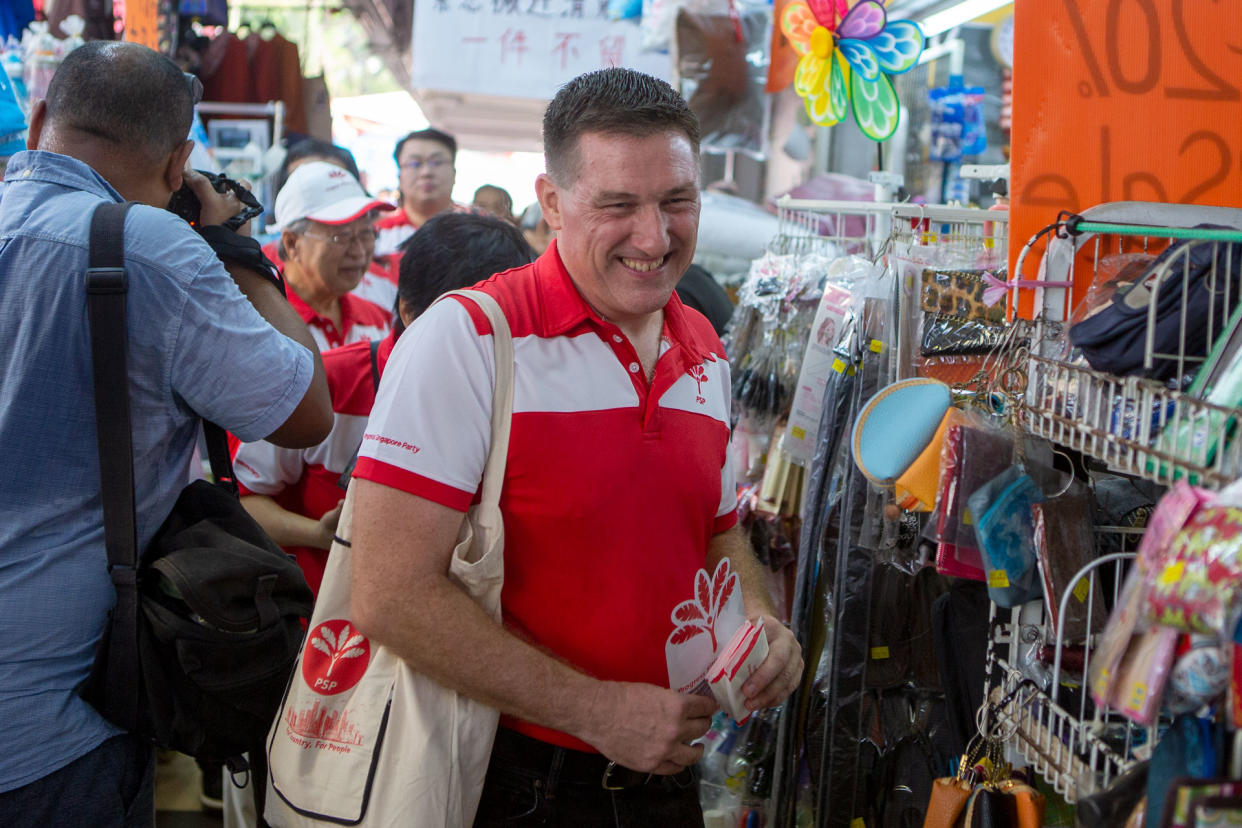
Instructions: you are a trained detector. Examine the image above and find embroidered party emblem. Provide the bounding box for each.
[686,363,709,404]
[302,619,370,696]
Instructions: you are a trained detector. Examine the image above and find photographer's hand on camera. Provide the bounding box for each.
[184,169,251,234]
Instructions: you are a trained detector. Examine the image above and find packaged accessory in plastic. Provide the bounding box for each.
[1089,481,1211,723]
[1033,489,1106,642]
[1148,505,1242,635]
[967,467,1044,607]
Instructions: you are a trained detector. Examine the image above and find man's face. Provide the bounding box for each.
[289,216,377,297]
[397,138,455,211]
[539,130,700,328]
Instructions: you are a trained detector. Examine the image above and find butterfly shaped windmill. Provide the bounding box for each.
[780,0,925,141]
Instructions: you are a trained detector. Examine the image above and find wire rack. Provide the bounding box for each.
[985,531,1147,804]
[889,202,1009,254]
[1017,203,1242,488]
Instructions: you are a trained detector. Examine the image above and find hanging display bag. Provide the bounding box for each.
[265,290,514,828]
[852,378,952,485]
[968,468,1045,608]
[896,407,970,512]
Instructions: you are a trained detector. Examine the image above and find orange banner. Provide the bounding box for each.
[124,0,160,50]
[1010,0,1242,315]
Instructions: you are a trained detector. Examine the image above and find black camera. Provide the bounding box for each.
[167,170,264,232]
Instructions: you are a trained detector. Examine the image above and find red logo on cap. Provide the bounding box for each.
[302,619,371,696]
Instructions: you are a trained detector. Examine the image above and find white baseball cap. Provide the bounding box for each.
[273,161,395,229]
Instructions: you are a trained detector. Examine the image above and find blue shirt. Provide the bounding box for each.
[0,151,314,792]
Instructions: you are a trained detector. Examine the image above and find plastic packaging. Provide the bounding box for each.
[1148,505,1242,636]
[968,467,1044,608]
[674,5,771,156]
[1164,636,1230,715]
[1089,480,1212,723]
[929,418,1017,575]
[1033,490,1106,642]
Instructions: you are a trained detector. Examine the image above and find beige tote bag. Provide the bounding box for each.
[265,290,513,827]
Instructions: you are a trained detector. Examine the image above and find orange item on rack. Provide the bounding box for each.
[1009,1,1242,318]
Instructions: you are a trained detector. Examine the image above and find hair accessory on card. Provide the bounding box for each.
[852,378,951,485]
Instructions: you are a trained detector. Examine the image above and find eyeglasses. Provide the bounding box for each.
[302,228,378,248]
[399,157,451,172]
[184,72,204,106]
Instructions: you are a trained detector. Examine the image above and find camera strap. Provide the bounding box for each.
[86,202,247,728]
[85,201,142,730]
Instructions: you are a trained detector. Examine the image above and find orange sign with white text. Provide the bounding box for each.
[1010,0,1242,314]
[123,0,160,51]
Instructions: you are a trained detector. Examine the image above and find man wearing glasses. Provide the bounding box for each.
[273,161,395,351]
[374,127,474,258]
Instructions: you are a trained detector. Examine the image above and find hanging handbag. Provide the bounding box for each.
[265,289,514,828]
[80,202,314,765]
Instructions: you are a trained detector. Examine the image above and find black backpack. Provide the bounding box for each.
[78,202,313,765]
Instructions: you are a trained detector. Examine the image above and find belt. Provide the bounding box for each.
[492,727,695,792]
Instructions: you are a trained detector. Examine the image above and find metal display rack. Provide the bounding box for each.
[766,199,1012,828]
[985,548,1144,804]
[1016,203,1242,488]
[978,202,1242,804]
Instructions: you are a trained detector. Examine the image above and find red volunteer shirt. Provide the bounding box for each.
[354,241,738,751]
[233,330,397,595]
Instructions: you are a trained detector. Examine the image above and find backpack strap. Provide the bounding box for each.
[336,338,383,491]
[85,200,141,732]
[369,337,381,392]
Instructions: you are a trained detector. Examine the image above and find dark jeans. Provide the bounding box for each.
[0,733,154,828]
[473,728,704,828]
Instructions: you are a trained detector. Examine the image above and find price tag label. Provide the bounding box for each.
[988,569,1010,589]
[1073,578,1090,603]
[1011,0,1242,315]
[870,646,890,660]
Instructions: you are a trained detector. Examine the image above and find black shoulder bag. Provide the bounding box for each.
[79,201,314,766]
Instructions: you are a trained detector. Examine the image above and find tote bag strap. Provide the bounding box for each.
[438,289,514,510]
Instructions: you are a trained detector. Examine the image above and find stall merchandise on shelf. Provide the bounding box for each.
[723,197,1242,827]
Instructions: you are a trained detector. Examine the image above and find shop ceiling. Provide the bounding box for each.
[338,0,1009,152]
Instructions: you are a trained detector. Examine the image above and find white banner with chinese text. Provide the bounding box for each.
[412,0,673,100]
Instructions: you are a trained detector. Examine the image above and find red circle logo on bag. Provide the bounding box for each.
[302,619,371,696]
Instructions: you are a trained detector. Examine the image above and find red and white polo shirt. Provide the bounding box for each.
[354,241,738,752]
[234,330,396,595]
[287,286,390,352]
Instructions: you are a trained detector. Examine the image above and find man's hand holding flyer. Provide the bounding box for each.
[664,559,770,723]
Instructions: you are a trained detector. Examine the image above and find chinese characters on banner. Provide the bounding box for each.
[1009,0,1242,316]
[412,0,672,100]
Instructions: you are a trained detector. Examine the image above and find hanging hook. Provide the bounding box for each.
[1048,448,1077,498]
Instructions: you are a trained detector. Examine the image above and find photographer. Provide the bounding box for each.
[0,41,331,827]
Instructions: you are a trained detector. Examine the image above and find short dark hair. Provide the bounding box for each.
[473,184,513,214]
[45,41,194,164]
[395,213,536,332]
[542,68,700,184]
[393,128,457,165]
[275,139,360,196]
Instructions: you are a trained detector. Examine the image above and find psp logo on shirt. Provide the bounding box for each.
[686,363,709,404]
[301,618,371,696]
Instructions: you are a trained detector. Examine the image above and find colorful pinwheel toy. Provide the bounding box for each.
[780,0,925,141]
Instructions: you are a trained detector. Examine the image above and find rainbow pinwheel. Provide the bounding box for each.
[781,0,925,141]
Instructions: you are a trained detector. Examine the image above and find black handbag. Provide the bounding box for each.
[1068,233,1242,380]
[78,202,313,765]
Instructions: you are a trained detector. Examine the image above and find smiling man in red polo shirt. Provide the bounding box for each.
[347,69,803,827]
[273,161,394,350]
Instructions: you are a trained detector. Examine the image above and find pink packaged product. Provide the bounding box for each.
[1088,481,1213,723]
[1149,505,1242,635]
